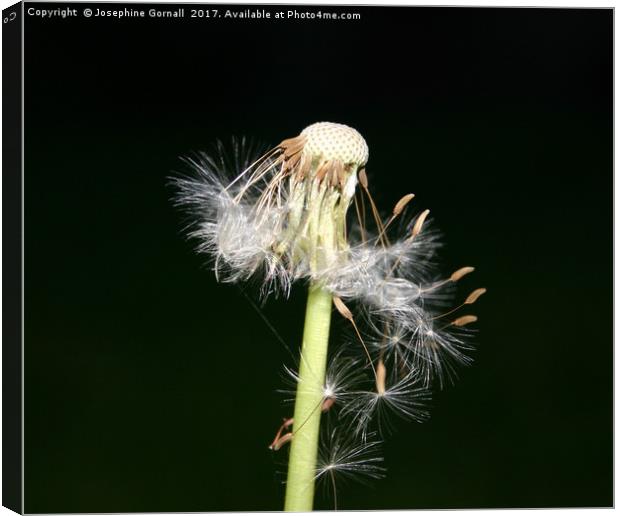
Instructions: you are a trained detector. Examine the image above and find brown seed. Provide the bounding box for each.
[315,161,331,182]
[333,296,353,320]
[411,209,430,239]
[331,160,344,187]
[465,288,487,305]
[393,193,415,216]
[279,135,306,155]
[269,432,293,451]
[278,137,297,149]
[268,417,294,450]
[358,167,369,188]
[321,397,335,412]
[376,359,387,395]
[450,266,475,282]
[285,147,304,160]
[299,153,313,180]
[286,151,302,171]
[453,315,478,327]
[338,165,349,189]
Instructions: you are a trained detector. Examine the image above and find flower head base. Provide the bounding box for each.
[269,122,367,275]
[301,121,369,169]
[175,122,372,297]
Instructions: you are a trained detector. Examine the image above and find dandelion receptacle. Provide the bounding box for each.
[173,122,484,511]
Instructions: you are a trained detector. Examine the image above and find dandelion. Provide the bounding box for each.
[172,121,484,511]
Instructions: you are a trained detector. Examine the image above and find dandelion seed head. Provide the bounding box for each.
[172,125,484,501]
[173,125,373,296]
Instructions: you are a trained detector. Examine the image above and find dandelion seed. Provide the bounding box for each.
[281,351,366,411]
[367,321,415,367]
[314,427,385,510]
[342,366,431,438]
[316,427,386,486]
[412,320,477,388]
[323,353,366,409]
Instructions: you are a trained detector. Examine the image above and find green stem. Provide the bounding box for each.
[284,284,333,511]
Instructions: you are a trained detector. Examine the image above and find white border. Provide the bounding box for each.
[0,1,615,515]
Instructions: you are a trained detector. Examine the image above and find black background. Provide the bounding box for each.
[23,3,612,512]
